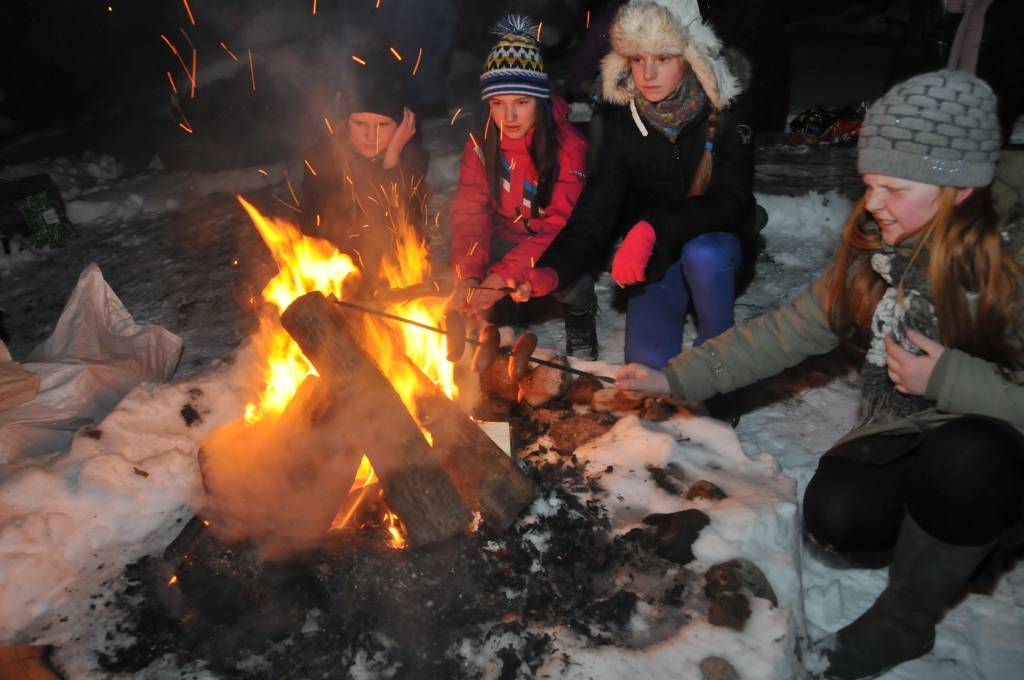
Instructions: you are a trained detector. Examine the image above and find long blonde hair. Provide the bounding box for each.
[823,186,1023,365]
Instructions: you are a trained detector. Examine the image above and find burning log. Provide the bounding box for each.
[408,376,535,534]
[328,304,537,533]
[280,291,471,549]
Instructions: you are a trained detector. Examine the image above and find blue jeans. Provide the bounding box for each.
[624,231,742,368]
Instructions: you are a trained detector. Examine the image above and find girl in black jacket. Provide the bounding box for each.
[521,0,757,369]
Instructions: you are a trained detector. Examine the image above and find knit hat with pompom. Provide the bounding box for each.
[479,15,549,100]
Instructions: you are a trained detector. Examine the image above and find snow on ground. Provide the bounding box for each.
[1,140,1023,680]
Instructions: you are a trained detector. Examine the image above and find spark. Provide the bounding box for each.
[316,213,321,227]
[455,264,462,280]
[513,213,523,223]
[257,168,269,176]
[190,48,197,98]
[248,49,256,91]
[449,107,462,126]
[168,574,179,585]
[484,114,492,140]
[530,257,536,268]
[284,172,300,208]
[536,21,543,42]
[178,122,193,134]
[181,0,195,26]
[166,71,177,93]
[469,132,479,149]
[433,280,441,292]
[412,47,423,75]
[312,0,317,15]
[324,117,335,134]
[201,519,210,526]
[231,258,239,266]
[468,241,478,256]
[160,34,195,89]
[499,120,503,140]
[304,159,318,176]
[272,194,302,213]
[345,175,353,185]
[107,5,112,11]
[586,11,591,29]
[352,55,366,65]
[219,41,237,61]
[375,0,381,7]
[389,47,402,61]
[434,211,441,228]
[178,27,194,49]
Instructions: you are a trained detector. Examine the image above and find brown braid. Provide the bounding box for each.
[688,109,718,197]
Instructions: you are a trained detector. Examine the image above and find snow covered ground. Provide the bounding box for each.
[2,124,1023,680]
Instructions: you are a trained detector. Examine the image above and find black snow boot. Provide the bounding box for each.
[564,307,598,360]
[820,513,995,680]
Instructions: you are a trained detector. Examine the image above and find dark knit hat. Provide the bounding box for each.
[347,47,407,123]
[479,15,549,100]
[858,69,1001,188]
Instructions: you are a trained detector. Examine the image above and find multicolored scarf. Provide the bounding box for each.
[858,237,938,428]
[634,69,708,142]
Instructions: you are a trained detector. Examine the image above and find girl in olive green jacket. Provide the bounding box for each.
[616,70,1024,680]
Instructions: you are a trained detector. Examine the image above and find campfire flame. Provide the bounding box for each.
[236,193,452,550]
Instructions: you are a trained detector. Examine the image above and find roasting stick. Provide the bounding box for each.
[331,298,615,384]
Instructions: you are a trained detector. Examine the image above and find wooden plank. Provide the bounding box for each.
[280,291,471,549]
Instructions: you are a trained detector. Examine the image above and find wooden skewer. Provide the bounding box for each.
[330,299,615,383]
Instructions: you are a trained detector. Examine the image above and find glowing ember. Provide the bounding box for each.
[385,512,407,550]
[168,574,178,586]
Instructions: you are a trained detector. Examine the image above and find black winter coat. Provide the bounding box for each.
[537,96,756,289]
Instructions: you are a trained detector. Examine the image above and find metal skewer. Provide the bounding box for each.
[331,298,615,384]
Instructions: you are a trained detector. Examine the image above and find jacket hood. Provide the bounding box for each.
[600,0,742,111]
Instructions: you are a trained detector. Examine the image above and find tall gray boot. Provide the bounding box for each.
[821,513,995,680]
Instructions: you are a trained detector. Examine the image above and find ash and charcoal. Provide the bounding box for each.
[96,397,775,679]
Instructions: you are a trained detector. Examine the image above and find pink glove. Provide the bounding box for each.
[525,267,559,297]
[611,221,656,286]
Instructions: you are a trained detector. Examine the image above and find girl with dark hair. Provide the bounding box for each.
[449,16,594,358]
[614,69,1024,679]
[300,44,428,296]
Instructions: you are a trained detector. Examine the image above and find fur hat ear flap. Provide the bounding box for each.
[600,51,634,105]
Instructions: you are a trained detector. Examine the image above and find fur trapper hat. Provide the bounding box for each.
[601,0,741,110]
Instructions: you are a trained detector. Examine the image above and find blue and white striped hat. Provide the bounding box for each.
[479,15,550,100]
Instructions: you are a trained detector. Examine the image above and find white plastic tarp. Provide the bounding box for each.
[0,264,182,464]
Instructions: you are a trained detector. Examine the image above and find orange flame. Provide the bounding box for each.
[238,185,449,551]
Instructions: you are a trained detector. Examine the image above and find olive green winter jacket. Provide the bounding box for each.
[661,222,1024,445]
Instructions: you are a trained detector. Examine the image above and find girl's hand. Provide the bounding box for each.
[884,330,945,396]
[613,363,671,396]
[510,267,559,302]
[382,108,417,169]
[461,272,508,317]
[446,276,480,312]
[611,221,656,287]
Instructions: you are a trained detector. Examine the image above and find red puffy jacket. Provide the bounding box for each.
[450,97,588,285]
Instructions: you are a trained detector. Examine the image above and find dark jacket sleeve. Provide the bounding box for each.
[535,115,630,289]
[640,96,756,261]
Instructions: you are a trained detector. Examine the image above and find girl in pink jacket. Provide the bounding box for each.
[448,15,595,358]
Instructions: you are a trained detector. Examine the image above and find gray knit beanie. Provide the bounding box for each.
[858,69,1001,188]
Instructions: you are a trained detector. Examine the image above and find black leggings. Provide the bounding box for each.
[803,417,1024,550]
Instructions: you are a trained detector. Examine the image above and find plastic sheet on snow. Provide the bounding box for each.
[0,264,182,464]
